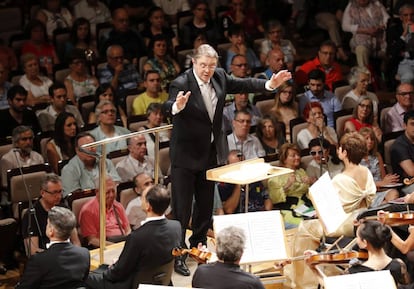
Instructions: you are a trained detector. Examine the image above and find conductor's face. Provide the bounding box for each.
[192,56,217,83]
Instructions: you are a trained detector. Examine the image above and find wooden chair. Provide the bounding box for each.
[128,114,148,132]
[333,85,351,104]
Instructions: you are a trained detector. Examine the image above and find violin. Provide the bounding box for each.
[404,177,414,186]
[290,250,368,265]
[172,247,212,264]
[380,211,414,226]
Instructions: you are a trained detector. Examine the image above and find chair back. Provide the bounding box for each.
[159,147,171,177]
[78,94,95,123]
[255,99,274,116]
[128,115,148,132]
[0,138,12,160]
[380,106,392,130]
[289,117,307,144]
[118,182,136,209]
[132,259,174,289]
[334,85,351,104]
[107,149,129,166]
[125,93,139,117]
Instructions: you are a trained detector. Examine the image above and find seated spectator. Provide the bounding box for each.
[192,226,264,289]
[306,138,343,180]
[132,70,168,116]
[298,69,342,127]
[79,176,130,248]
[61,132,121,197]
[0,42,18,71]
[37,82,84,132]
[295,41,343,91]
[342,0,389,68]
[140,103,170,158]
[46,112,78,174]
[223,92,261,134]
[267,143,313,226]
[153,0,190,26]
[226,54,254,103]
[342,66,379,121]
[64,48,99,106]
[344,96,382,141]
[359,127,400,202]
[0,63,12,110]
[64,18,98,65]
[73,0,111,39]
[36,0,73,39]
[115,134,162,182]
[143,34,181,91]
[269,82,298,141]
[256,115,286,155]
[227,110,265,160]
[297,101,338,150]
[97,44,142,104]
[21,174,80,256]
[0,85,41,138]
[88,84,127,127]
[182,32,208,70]
[16,206,89,288]
[384,82,414,133]
[89,100,130,153]
[0,126,44,190]
[256,48,286,81]
[225,24,261,73]
[218,150,272,213]
[19,53,53,107]
[260,20,296,70]
[182,1,217,48]
[220,0,264,40]
[125,172,154,230]
[21,20,59,78]
[140,6,179,51]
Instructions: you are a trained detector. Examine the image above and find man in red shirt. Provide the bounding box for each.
[295,40,343,91]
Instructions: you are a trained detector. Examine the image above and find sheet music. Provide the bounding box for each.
[309,172,348,234]
[90,245,124,265]
[324,270,396,289]
[213,211,288,264]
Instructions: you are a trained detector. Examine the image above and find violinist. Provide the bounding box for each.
[347,220,409,286]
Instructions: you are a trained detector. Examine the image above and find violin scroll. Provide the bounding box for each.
[403,177,414,186]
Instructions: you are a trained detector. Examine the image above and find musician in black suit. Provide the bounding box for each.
[86,184,181,289]
[16,206,90,289]
[163,44,291,275]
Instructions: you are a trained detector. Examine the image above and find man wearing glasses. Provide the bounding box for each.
[21,174,80,256]
[384,83,414,133]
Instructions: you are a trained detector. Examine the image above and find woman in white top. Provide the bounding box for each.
[36,0,73,38]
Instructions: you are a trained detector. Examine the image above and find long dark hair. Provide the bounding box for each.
[70,17,92,45]
[53,112,78,158]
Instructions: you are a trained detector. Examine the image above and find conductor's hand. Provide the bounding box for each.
[175,91,191,111]
[269,70,292,89]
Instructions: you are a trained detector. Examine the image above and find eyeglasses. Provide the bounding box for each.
[310,150,323,156]
[235,119,251,124]
[232,63,248,67]
[397,91,414,97]
[44,189,63,195]
[101,109,116,115]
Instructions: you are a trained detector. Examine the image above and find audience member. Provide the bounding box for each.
[73,0,111,39]
[143,34,181,91]
[132,70,168,116]
[125,172,154,230]
[295,41,343,91]
[297,101,338,149]
[97,44,142,104]
[21,20,59,77]
[226,54,254,103]
[46,111,78,174]
[16,206,89,289]
[0,85,41,138]
[88,83,127,127]
[116,134,162,182]
[35,0,73,39]
[79,176,130,248]
[256,115,286,155]
[64,48,99,105]
[192,226,265,289]
[218,150,272,213]
[21,174,80,256]
[384,83,414,133]
[298,69,342,127]
[37,82,84,132]
[86,184,180,288]
[260,20,296,70]
[0,63,12,110]
[64,18,98,64]
[227,110,265,160]
[223,92,261,133]
[342,0,389,68]
[344,96,382,141]
[61,132,121,197]
[89,100,130,153]
[270,82,298,141]
[0,43,18,71]
[183,32,209,70]
[225,24,261,73]
[153,0,190,25]
[256,48,286,80]
[19,53,53,107]
[0,126,44,189]
[306,138,343,180]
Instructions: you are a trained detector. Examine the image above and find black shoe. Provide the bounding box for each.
[174,258,190,276]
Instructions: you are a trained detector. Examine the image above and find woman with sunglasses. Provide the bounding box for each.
[306,138,343,180]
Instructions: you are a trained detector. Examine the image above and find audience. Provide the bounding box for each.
[153,0,190,26]
[256,115,286,155]
[35,0,73,39]
[0,42,18,71]
[306,138,343,180]
[384,82,414,133]
[257,48,286,82]
[64,17,97,62]
[0,63,12,110]
[73,0,111,39]
[226,54,254,103]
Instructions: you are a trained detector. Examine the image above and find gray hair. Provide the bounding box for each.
[41,173,61,191]
[94,175,115,191]
[95,99,115,119]
[399,4,414,15]
[48,206,77,240]
[348,66,371,88]
[193,44,219,60]
[216,226,245,263]
[106,45,123,58]
[12,125,33,145]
